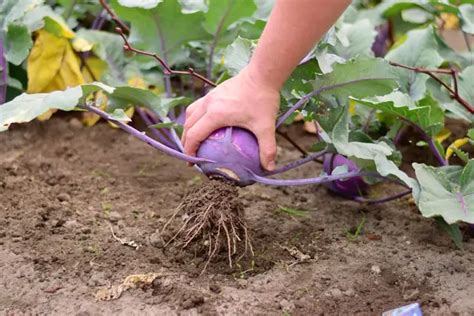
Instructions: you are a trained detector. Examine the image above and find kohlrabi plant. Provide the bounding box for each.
[0,0,473,251]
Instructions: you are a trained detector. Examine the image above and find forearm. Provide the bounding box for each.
[247,0,351,90]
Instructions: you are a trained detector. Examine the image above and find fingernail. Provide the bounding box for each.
[268,161,275,171]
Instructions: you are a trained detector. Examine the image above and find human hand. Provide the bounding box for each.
[182,66,280,171]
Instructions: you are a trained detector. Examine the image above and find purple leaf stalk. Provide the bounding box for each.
[0,37,7,105]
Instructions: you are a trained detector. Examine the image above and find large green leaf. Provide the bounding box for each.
[459,4,474,34]
[4,23,32,65]
[312,57,399,102]
[386,27,444,100]
[222,36,255,75]
[0,82,187,131]
[414,161,474,224]
[330,108,419,193]
[352,91,444,136]
[203,0,256,36]
[118,0,163,9]
[111,0,211,66]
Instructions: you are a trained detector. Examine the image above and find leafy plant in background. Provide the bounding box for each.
[0,0,473,247]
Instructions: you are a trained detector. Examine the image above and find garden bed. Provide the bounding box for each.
[1,117,473,315]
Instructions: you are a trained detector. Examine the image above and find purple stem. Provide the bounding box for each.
[92,9,107,30]
[353,189,412,205]
[82,103,211,164]
[252,171,372,186]
[401,118,447,166]
[276,78,391,128]
[136,107,176,149]
[266,150,327,175]
[0,37,7,105]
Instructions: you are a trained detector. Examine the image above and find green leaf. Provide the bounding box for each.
[312,57,398,102]
[74,29,127,83]
[117,0,163,9]
[468,128,474,140]
[203,0,257,36]
[459,4,474,34]
[4,23,32,65]
[330,108,419,193]
[276,205,308,218]
[109,108,132,122]
[386,27,444,100]
[222,36,255,75]
[111,0,211,66]
[0,86,84,131]
[352,91,444,136]
[435,217,463,250]
[413,161,474,224]
[0,82,176,130]
[334,19,377,58]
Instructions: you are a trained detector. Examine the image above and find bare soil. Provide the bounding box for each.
[1,117,473,315]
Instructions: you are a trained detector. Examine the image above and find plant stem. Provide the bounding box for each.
[82,103,212,164]
[462,31,472,52]
[400,118,447,166]
[353,189,412,204]
[0,37,7,105]
[266,150,327,175]
[136,107,177,149]
[389,61,474,114]
[207,3,233,79]
[253,171,371,186]
[276,78,390,128]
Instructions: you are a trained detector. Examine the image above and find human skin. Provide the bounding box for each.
[182,0,352,171]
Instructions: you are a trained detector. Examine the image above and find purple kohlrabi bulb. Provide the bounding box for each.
[323,153,368,197]
[197,127,263,186]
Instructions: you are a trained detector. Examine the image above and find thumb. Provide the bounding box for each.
[254,125,277,171]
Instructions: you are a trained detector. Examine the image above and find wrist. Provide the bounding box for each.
[243,62,284,93]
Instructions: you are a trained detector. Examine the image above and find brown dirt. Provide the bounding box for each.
[1,117,474,315]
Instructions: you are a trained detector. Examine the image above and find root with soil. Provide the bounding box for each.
[162,181,254,272]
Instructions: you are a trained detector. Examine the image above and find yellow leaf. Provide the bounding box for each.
[73,37,93,52]
[434,128,452,144]
[128,76,147,89]
[348,99,356,116]
[27,29,85,93]
[445,137,469,160]
[82,57,107,83]
[108,107,135,129]
[44,16,75,39]
[82,91,108,127]
[440,13,459,30]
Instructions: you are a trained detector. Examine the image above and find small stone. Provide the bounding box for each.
[210,284,221,294]
[63,220,80,229]
[343,288,356,297]
[69,118,83,129]
[237,279,248,288]
[149,231,164,248]
[108,211,122,223]
[57,193,71,202]
[279,299,295,312]
[371,265,381,274]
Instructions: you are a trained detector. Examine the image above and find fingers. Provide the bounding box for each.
[254,124,277,171]
[183,114,221,157]
[182,101,206,147]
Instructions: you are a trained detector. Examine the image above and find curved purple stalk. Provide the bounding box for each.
[266,150,327,175]
[276,78,392,128]
[252,171,371,186]
[0,37,7,105]
[136,107,176,149]
[82,103,212,164]
[352,189,412,204]
[91,9,107,30]
[400,118,447,166]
